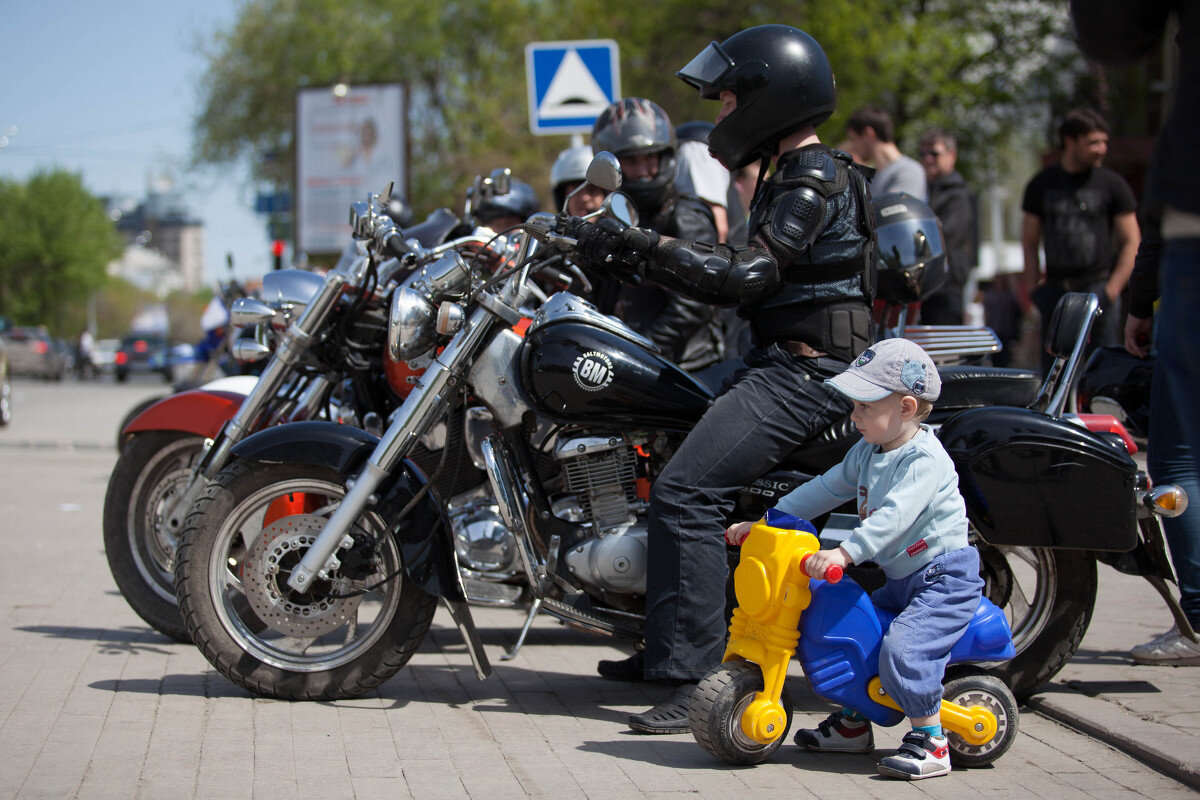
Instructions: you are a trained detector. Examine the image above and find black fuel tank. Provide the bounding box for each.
[939,406,1137,551]
[520,320,713,428]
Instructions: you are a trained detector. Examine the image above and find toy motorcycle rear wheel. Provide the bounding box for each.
[941,669,1019,767]
[690,660,794,765]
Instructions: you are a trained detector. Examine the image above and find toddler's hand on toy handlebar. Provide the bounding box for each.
[724,520,754,546]
[803,547,850,583]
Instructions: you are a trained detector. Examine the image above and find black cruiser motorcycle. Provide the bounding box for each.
[174,153,1186,702]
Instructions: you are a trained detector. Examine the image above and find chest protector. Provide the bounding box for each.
[744,146,876,360]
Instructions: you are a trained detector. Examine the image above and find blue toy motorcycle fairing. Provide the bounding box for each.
[797,576,1016,726]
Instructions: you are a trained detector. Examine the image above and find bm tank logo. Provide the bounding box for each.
[572,351,614,392]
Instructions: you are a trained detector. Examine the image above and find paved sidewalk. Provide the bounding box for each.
[1027,566,1200,790]
[1,379,1197,798]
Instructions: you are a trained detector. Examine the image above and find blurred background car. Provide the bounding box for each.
[114,332,171,383]
[93,338,121,376]
[1,326,66,380]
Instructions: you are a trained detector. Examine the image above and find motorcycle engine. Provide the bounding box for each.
[554,432,650,596]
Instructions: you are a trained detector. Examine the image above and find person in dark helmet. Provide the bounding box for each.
[570,25,876,734]
[589,97,725,371]
[472,178,541,232]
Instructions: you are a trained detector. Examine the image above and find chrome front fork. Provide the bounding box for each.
[286,305,499,593]
[161,273,348,535]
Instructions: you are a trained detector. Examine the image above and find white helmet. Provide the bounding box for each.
[551,145,593,207]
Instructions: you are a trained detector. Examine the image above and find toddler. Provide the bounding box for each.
[725,338,982,780]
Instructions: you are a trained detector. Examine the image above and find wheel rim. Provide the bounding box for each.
[127,437,205,602]
[206,476,403,671]
[978,544,1057,663]
[944,685,1009,759]
[725,684,777,756]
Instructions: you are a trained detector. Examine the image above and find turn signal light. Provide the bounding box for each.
[1148,485,1189,518]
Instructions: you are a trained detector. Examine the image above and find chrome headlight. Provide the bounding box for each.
[388,287,438,360]
[417,251,473,295]
[261,269,326,330]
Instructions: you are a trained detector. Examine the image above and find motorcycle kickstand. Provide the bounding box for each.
[501,597,543,661]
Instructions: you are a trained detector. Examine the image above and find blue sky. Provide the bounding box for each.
[0,0,272,285]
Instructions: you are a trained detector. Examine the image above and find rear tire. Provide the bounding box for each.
[942,669,1019,767]
[690,660,794,765]
[976,544,1096,701]
[103,431,205,642]
[175,459,438,700]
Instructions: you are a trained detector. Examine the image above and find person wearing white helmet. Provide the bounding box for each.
[551,144,606,217]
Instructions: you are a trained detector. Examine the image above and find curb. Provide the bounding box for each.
[1027,689,1200,791]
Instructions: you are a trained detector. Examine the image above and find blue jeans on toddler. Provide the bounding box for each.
[871,547,984,718]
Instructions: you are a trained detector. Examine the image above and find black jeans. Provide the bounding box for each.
[642,344,852,681]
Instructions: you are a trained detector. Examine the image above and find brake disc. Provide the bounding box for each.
[242,514,363,638]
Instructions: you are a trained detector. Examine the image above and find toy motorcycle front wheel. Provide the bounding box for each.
[942,669,1019,767]
[690,660,794,765]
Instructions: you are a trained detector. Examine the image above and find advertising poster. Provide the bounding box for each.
[296,84,406,253]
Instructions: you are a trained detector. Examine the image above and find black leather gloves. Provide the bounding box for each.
[568,218,660,281]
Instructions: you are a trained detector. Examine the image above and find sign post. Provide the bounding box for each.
[525,40,620,137]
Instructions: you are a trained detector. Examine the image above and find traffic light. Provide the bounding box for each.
[271,239,285,271]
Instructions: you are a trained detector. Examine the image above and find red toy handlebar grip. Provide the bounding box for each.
[801,554,843,583]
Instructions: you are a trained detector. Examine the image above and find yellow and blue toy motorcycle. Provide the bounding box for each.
[689,509,1019,766]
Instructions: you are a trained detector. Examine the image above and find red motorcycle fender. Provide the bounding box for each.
[122,389,246,439]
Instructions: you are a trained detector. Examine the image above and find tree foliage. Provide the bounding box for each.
[193,0,1082,217]
[0,170,122,333]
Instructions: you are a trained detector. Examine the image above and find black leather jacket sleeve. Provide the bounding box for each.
[642,236,782,306]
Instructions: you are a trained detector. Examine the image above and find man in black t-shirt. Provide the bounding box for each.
[1021,108,1139,372]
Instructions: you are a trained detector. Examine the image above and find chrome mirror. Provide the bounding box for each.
[488,167,512,196]
[586,151,622,192]
[603,192,638,227]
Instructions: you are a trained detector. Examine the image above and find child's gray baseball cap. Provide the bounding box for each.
[826,338,941,402]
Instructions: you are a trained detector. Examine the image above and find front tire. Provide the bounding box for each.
[175,459,438,700]
[690,660,794,765]
[942,669,1019,767]
[103,430,205,642]
[976,544,1097,701]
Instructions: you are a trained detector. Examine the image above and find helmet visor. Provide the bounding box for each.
[677,42,734,96]
[876,217,944,272]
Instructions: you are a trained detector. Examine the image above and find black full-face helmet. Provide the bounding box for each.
[474,179,540,227]
[592,97,678,217]
[872,193,947,304]
[677,24,836,169]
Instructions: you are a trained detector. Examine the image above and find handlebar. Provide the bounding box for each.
[800,554,843,583]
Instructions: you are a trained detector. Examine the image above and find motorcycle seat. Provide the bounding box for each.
[935,365,1040,411]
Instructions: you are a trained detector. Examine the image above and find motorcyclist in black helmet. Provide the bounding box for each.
[573,26,877,734]
[590,97,725,371]
[472,178,541,232]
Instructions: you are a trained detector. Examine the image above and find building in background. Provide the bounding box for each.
[105,174,205,293]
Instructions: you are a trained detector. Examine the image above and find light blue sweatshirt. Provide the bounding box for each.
[773,425,968,579]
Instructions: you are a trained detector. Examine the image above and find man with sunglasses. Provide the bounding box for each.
[569,24,876,733]
[917,129,978,324]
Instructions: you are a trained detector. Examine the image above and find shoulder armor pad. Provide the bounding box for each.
[779,150,838,184]
[768,185,827,253]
